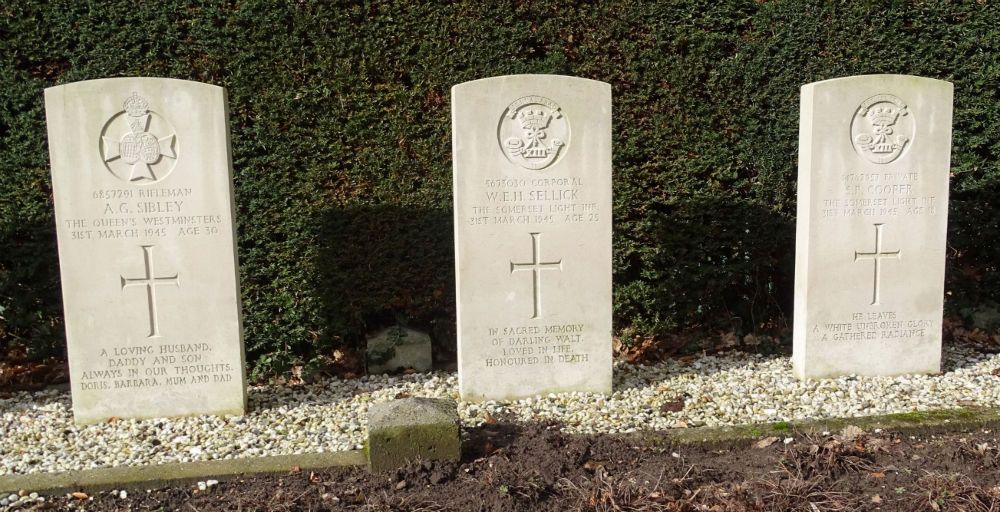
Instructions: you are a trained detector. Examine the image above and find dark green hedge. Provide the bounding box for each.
[2,1,998,376]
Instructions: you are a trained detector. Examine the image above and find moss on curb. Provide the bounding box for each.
[368,423,461,473]
[366,398,461,473]
[644,407,1000,450]
[0,450,367,495]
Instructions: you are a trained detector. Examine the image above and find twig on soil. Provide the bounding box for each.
[914,471,1000,512]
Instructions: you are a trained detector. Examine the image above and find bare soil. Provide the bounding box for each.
[22,418,1000,512]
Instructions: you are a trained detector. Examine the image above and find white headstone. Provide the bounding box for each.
[45,78,246,424]
[793,74,953,379]
[452,75,612,400]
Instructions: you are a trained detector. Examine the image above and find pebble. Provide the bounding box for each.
[0,342,999,479]
[0,493,43,512]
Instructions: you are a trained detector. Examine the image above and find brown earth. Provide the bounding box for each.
[18,418,1000,512]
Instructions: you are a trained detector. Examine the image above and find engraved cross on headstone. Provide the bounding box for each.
[121,245,180,337]
[510,232,562,319]
[854,223,901,306]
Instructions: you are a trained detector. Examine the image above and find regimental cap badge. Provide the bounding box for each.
[497,95,570,170]
[100,92,178,184]
[851,94,914,164]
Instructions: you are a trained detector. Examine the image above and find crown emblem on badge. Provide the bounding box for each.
[100,92,179,183]
[123,92,149,117]
[865,105,900,127]
[517,108,549,129]
[498,96,569,170]
[852,94,912,164]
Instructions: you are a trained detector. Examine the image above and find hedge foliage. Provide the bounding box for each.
[2,1,998,376]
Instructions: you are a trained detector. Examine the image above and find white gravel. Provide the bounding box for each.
[2,342,998,476]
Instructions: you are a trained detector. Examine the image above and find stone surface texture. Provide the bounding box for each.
[44,77,246,424]
[367,397,460,473]
[793,74,953,379]
[366,326,433,374]
[452,74,612,401]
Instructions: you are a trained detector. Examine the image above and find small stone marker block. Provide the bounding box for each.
[367,397,460,473]
[452,74,613,401]
[366,326,433,374]
[44,78,247,424]
[793,74,953,379]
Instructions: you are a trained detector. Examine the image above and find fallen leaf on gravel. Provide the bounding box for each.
[870,472,885,478]
[754,437,779,449]
[107,417,119,423]
[403,369,416,375]
[484,411,497,424]
[992,368,1000,376]
[660,399,685,413]
[72,492,88,500]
